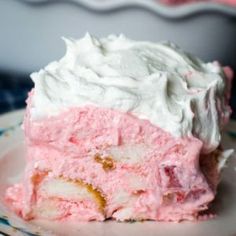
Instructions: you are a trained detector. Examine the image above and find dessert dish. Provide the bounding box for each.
[160,0,236,6]
[5,34,233,222]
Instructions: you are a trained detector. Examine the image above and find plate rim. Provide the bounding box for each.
[20,0,236,18]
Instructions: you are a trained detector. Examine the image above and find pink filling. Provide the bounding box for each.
[5,94,218,222]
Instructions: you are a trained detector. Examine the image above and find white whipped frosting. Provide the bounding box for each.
[30,33,231,153]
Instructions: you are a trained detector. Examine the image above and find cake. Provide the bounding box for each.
[5,34,234,222]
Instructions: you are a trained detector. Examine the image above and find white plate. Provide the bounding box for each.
[0,110,236,236]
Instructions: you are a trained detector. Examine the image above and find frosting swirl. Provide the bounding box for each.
[30,33,231,153]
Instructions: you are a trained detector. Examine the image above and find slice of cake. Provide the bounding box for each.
[5,33,233,222]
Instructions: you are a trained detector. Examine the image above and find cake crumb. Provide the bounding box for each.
[94,154,116,171]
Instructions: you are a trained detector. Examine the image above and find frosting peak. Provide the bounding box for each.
[30,33,231,153]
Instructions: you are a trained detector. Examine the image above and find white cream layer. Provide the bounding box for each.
[30,33,231,153]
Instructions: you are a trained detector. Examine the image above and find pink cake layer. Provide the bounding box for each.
[5,99,219,222]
